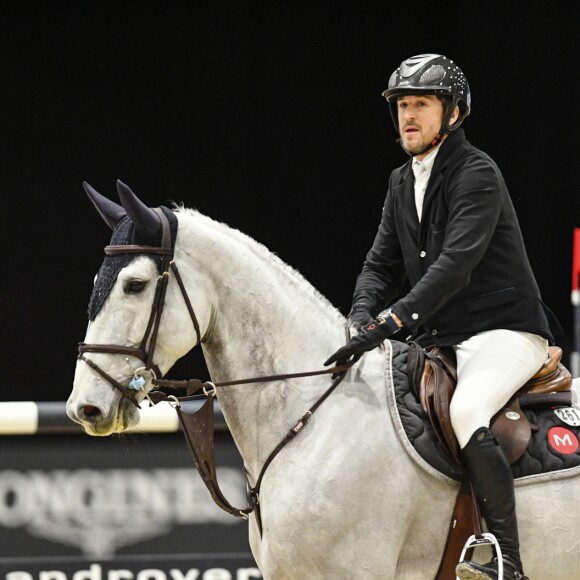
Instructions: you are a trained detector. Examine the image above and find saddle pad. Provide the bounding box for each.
[386,340,580,483]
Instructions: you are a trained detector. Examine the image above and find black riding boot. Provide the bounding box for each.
[455,427,528,580]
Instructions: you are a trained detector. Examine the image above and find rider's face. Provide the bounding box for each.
[396,95,445,159]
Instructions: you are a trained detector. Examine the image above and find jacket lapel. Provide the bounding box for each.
[419,171,443,235]
[417,129,466,244]
[395,162,419,242]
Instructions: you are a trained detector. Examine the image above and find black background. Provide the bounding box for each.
[2,1,578,403]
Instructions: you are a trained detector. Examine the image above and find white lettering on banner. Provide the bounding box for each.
[168,571,199,580]
[7,574,33,580]
[0,468,246,558]
[39,573,67,580]
[4,568,262,580]
[72,565,103,580]
[108,572,133,580]
[136,571,167,580]
[201,570,230,580]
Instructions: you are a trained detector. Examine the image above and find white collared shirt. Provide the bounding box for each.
[411,146,440,222]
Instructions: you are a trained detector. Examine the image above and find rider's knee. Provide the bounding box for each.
[450,397,489,448]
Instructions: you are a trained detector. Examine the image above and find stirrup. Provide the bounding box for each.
[457,533,503,580]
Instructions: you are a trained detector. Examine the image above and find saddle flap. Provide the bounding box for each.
[421,363,450,455]
[418,346,461,463]
[491,397,532,464]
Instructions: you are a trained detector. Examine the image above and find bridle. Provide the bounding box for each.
[78,208,202,408]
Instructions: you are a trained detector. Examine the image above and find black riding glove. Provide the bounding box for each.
[324,313,401,366]
[347,302,374,329]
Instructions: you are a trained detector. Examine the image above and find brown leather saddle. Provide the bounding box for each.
[416,345,573,466]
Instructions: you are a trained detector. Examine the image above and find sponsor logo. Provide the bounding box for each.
[0,468,246,558]
[547,427,579,455]
[5,563,262,580]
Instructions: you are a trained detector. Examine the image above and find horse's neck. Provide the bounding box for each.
[178,213,346,473]
[205,260,343,379]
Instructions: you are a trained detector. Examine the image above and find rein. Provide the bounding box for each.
[77,208,357,530]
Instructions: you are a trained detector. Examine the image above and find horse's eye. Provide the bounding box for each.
[124,280,147,294]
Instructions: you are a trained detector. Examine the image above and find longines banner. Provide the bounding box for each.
[0,433,261,578]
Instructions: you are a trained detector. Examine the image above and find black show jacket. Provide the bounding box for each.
[352,129,562,346]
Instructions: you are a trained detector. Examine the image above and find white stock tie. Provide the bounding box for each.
[412,161,429,222]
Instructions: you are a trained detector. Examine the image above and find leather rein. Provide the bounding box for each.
[77,209,355,529]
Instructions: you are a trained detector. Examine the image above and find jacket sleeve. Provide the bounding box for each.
[351,180,407,316]
[391,153,503,330]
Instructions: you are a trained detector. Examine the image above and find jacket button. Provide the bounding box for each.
[432,329,438,336]
[420,251,426,258]
[412,313,419,320]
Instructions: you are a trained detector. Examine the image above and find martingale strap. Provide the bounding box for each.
[169,365,352,532]
[176,397,253,518]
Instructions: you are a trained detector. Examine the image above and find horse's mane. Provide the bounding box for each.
[175,205,344,323]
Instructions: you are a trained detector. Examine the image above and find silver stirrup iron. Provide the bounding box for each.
[457,533,503,580]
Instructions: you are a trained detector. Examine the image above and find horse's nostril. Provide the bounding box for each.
[81,405,101,420]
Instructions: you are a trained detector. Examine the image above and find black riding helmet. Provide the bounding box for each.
[382,54,471,154]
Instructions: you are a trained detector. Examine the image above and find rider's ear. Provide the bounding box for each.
[116,180,161,240]
[84,181,126,230]
[449,104,460,126]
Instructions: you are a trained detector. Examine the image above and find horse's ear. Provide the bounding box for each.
[83,182,126,230]
[116,180,161,239]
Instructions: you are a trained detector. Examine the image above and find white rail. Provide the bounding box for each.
[0,400,226,435]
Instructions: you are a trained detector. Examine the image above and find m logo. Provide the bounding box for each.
[547,427,579,455]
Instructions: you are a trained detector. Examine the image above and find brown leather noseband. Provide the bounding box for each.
[77,208,202,407]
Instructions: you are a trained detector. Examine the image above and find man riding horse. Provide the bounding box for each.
[325,54,563,580]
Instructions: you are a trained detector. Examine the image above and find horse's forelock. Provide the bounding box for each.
[87,207,178,321]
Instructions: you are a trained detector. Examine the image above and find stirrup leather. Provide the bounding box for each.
[457,532,503,580]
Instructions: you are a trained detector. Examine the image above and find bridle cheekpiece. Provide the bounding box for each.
[78,208,202,408]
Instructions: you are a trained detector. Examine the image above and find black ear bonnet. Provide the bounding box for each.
[88,206,178,321]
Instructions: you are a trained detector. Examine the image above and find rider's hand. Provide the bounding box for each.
[347,303,374,330]
[324,312,401,366]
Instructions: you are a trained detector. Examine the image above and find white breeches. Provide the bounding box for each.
[449,329,549,449]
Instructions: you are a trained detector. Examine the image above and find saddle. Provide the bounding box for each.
[409,344,573,466]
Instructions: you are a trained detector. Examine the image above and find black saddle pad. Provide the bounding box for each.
[388,340,580,482]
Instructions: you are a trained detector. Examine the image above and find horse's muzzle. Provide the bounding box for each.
[66,397,138,436]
